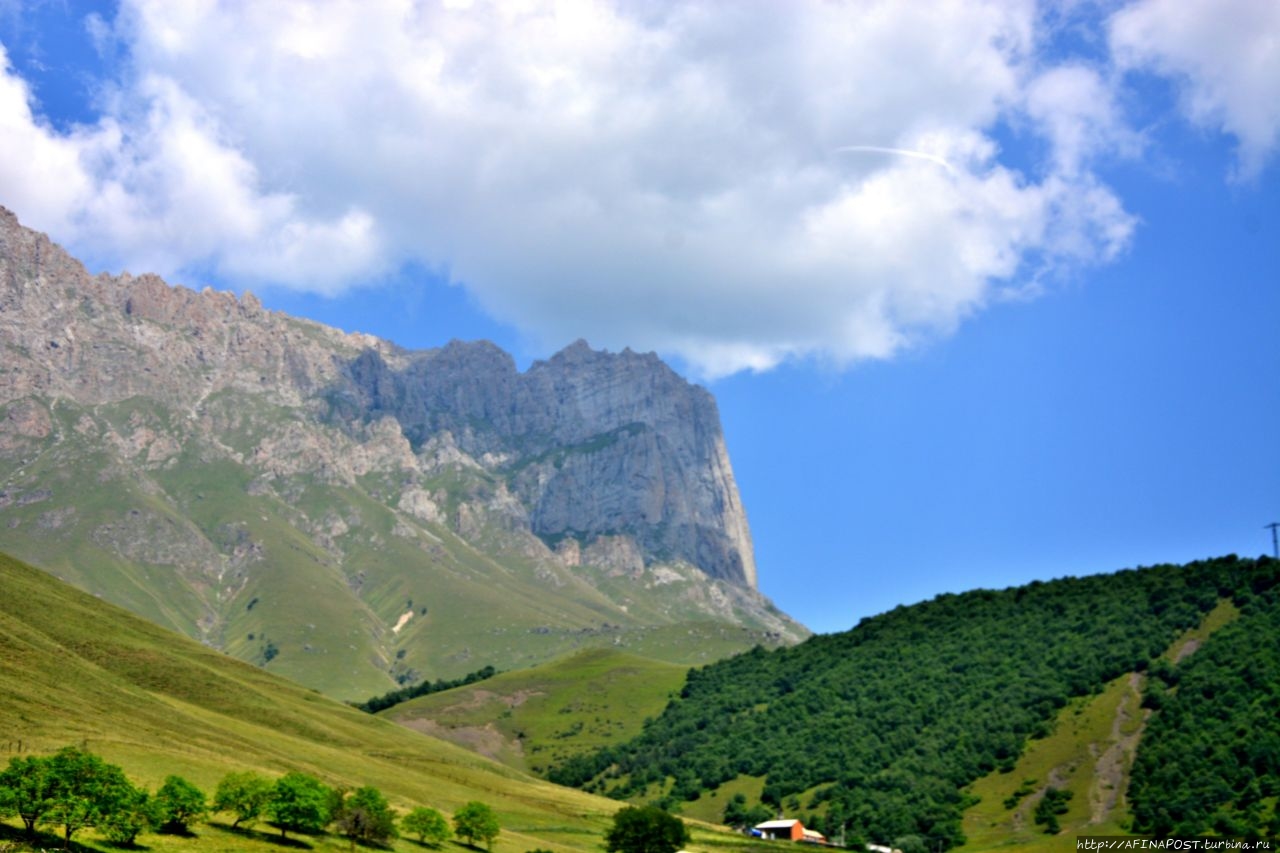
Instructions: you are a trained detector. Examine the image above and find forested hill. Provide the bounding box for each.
[549,556,1280,849]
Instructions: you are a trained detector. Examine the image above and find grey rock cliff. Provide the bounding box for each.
[332,339,757,587]
[0,206,799,695]
[0,205,758,586]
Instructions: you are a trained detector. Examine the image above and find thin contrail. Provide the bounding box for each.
[835,145,957,175]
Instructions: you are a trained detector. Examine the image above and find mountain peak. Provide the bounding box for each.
[0,205,797,696]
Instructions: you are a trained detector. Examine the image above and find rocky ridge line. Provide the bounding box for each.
[0,204,766,596]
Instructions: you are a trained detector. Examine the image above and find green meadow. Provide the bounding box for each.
[0,552,769,853]
[382,648,689,775]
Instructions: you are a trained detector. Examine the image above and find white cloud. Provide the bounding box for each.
[0,43,93,237]
[0,0,1149,376]
[1024,64,1141,176]
[0,34,379,292]
[1109,0,1280,180]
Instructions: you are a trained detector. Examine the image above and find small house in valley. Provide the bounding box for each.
[755,820,805,841]
[753,820,828,844]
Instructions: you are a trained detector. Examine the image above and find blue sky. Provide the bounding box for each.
[1,0,1277,634]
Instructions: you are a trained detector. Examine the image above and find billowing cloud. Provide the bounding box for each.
[0,43,94,238]
[0,39,383,292]
[2,0,1229,377]
[1024,64,1141,177]
[1110,0,1280,180]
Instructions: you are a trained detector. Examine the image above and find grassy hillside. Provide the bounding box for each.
[0,551,768,853]
[956,599,1241,853]
[0,395,801,701]
[2,394,798,696]
[550,556,1280,851]
[382,648,689,776]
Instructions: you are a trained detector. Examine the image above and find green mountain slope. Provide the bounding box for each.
[1128,581,1280,837]
[0,394,799,702]
[0,551,762,853]
[550,556,1280,850]
[957,599,1240,853]
[381,648,689,776]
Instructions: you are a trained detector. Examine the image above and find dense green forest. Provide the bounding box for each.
[549,556,1280,851]
[1129,578,1280,837]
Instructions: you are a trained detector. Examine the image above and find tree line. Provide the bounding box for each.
[0,746,498,849]
[549,556,1280,851]
[0,747,696,853]
[354,665,499,714]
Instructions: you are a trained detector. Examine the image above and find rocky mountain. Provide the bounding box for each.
[331,338,757,587]
[0,206,804,699]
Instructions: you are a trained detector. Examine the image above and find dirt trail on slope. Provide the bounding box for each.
[1174,637,1201,663]
[1090,672,1149,824]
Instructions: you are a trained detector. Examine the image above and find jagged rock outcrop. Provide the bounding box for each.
[330,339,756,586]
[0,204,754,586]
[0,206,801,697]
[0,208,386,407]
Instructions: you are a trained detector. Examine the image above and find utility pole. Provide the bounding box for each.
[1267,522,1280,559]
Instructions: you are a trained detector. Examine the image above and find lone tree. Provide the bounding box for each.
[268,771,332,839]
[333,785,399,847]
[453,801,500,850]
[153,775,207,834]
[213,771,274,829]
[402,806,452,846]
[604,805,690,853]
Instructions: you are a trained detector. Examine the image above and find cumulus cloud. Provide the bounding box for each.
[0,37,380,293]
[0,44,94,237]
[1024,64,1141,176]
[1110,0,1280,180]
[0,0,1175,375]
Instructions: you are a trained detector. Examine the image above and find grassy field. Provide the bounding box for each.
[0,551,770,853]
[678,777,768,827]
[0,821,786,853]
[382,648,689,775]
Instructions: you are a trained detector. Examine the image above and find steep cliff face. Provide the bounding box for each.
[0,206,800,697]
[332,340,757,587]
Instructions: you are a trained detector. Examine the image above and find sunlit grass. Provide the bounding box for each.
[0,552,771,853]
[385,648,687,775]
